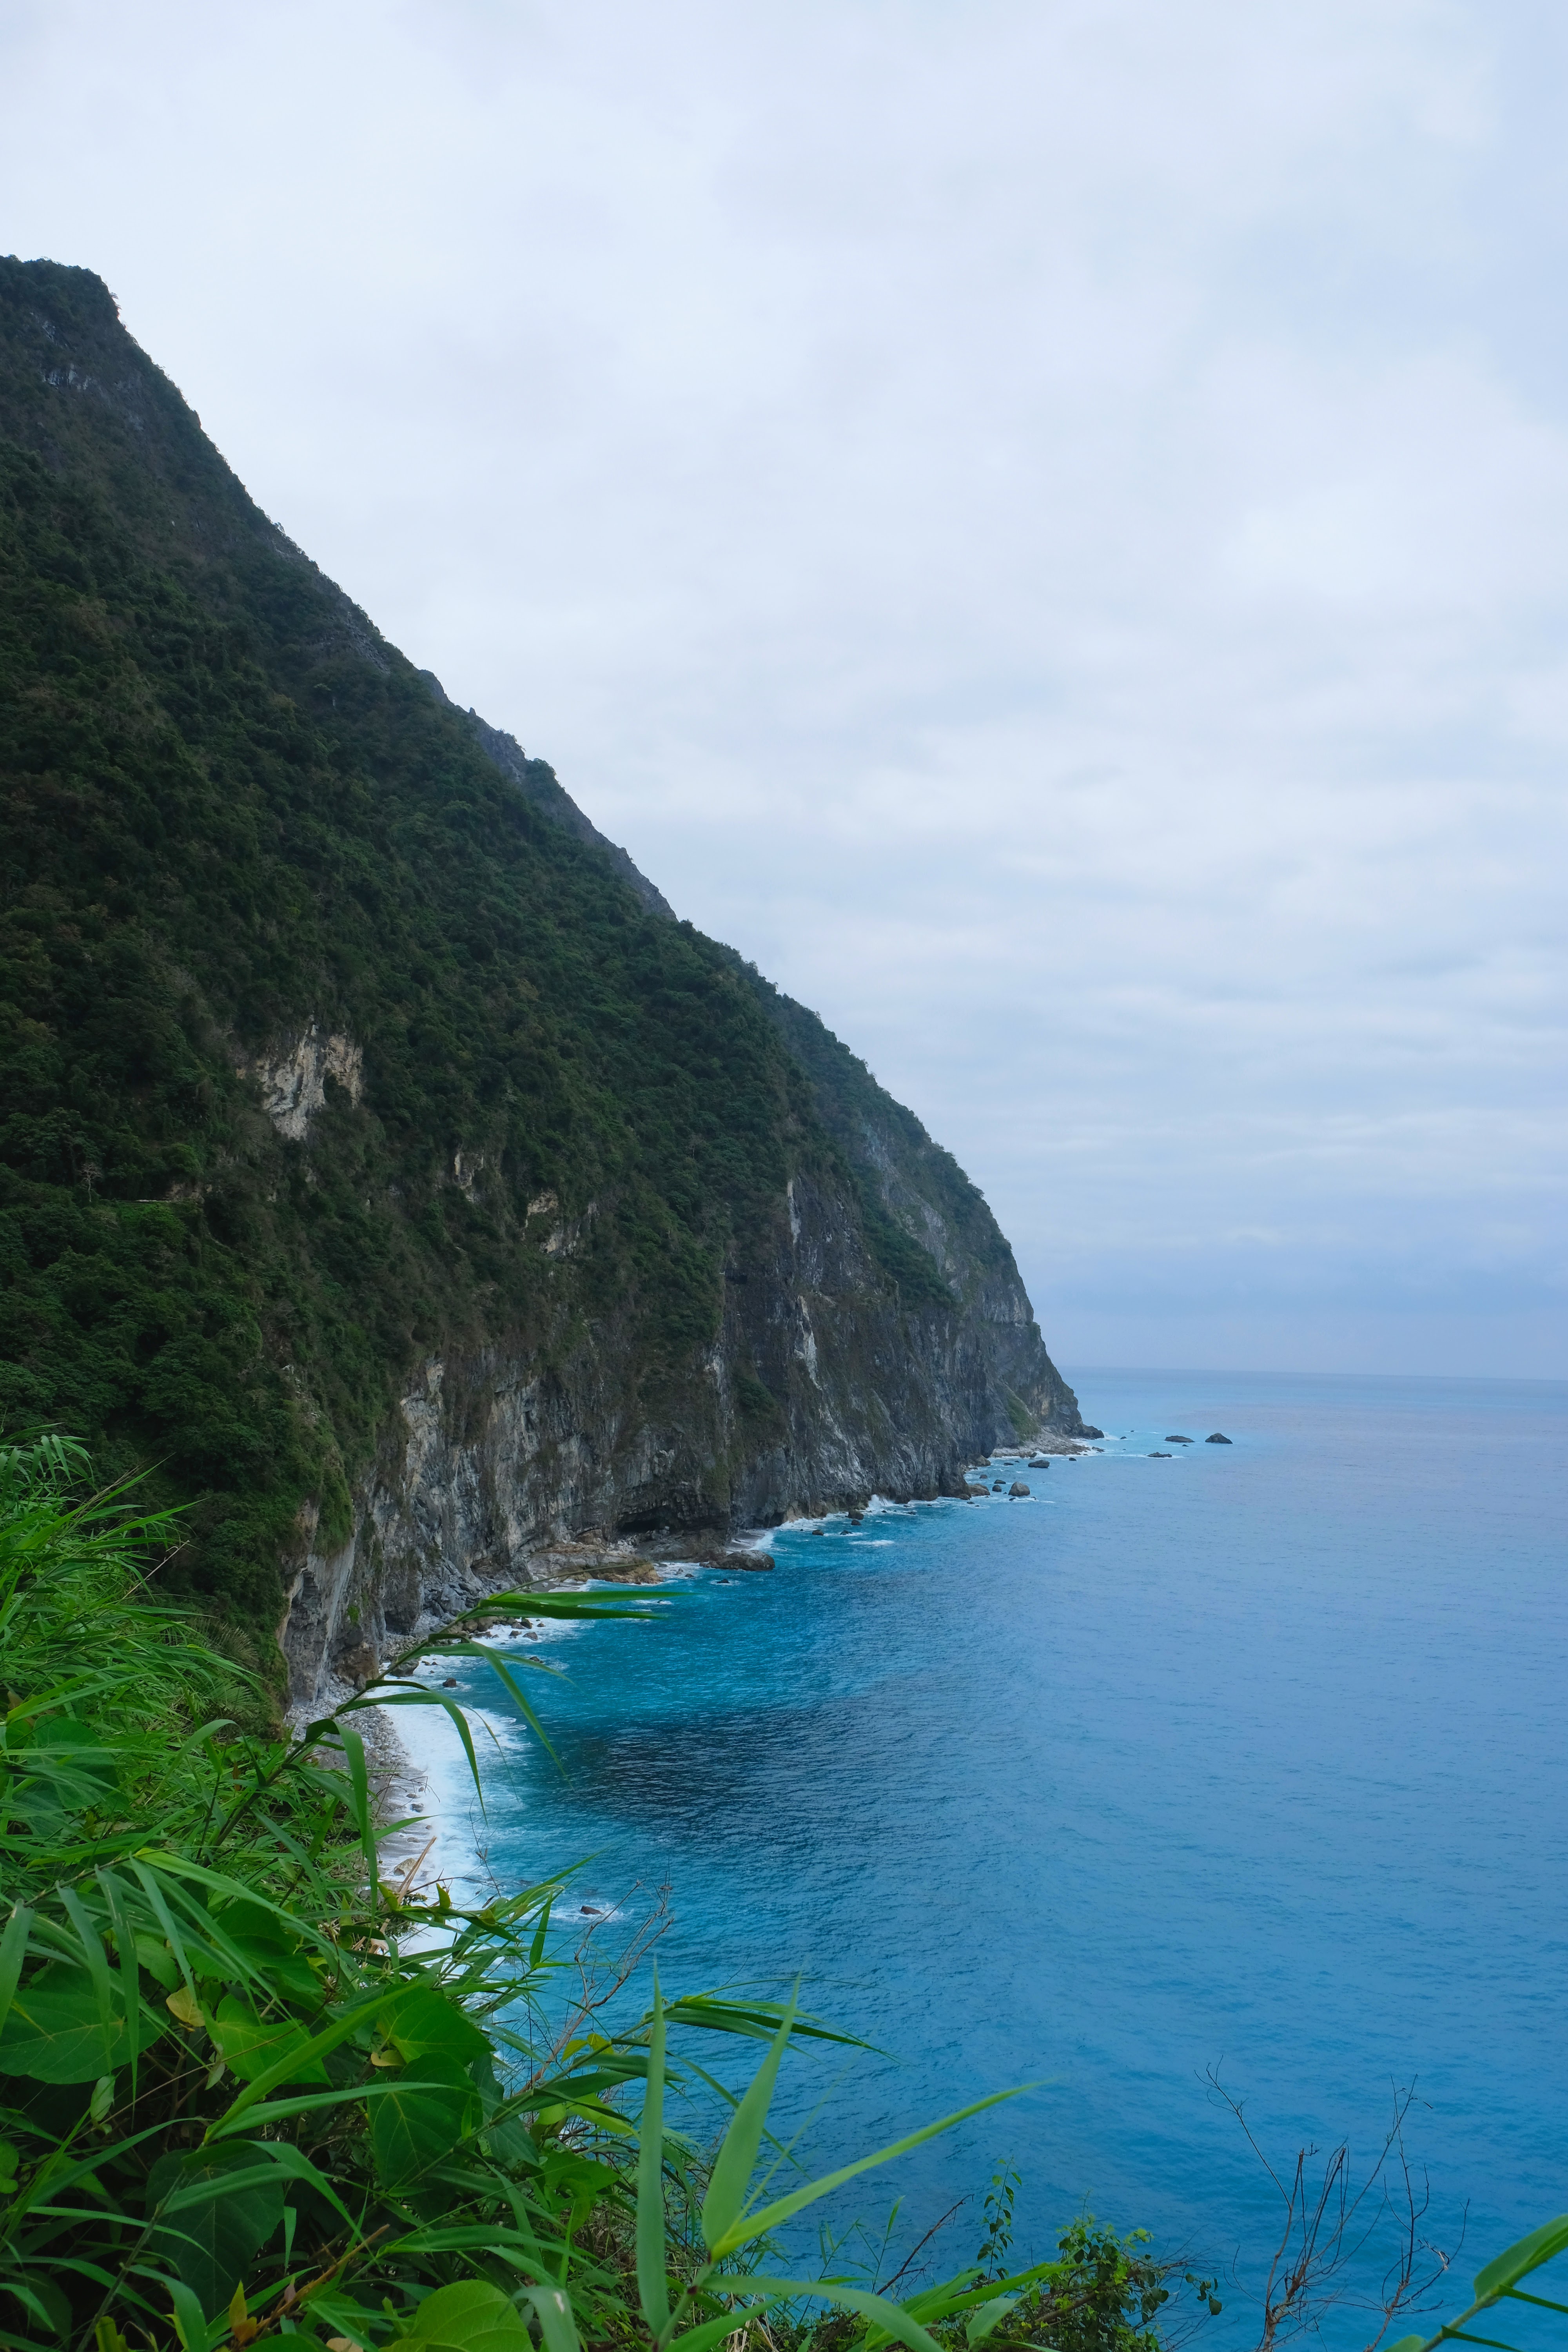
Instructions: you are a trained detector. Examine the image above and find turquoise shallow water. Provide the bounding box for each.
[424,1371,1568,2339]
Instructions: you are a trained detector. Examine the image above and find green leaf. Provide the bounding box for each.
[0,1964,134,2082]
[659,1992,867,2047]
[701,1985,798,2252]
[373,1691,487,1812]
[745,2281,944,2352]
[373,1640,566,1768]
[637,1977,672,2337]
[380,1984,491,2063]
[965,2294,1020,2343]
[0,1903,33,2040]
[401,2279,532,2351]
[710,2087,1028,2257]
[1475,2217,1568,2302]
[204,1983,393,2137]
[519,2284,584,2352]
[370,2054,481,2185]
[147,2144,287,2323]
[165,2275,213,2352]
[58,1882,116,2054]
[211,1994,329,2084]
[666,2316,751,2352]
[337,1722,379,1898]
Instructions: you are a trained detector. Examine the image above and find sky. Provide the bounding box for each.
[2,0,1564,1377]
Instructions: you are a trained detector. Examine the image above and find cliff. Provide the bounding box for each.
[0,256,1084,1699]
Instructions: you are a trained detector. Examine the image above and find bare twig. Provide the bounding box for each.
[1207,2071,1466,2352]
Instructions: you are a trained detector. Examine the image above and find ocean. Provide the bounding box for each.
[405,1370,1568,2344]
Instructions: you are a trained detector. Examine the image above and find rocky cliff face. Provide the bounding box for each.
[281,1157,1074,1702]
[0,255,1084,1705]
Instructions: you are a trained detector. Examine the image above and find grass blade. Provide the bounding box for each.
[0,1901,34,2038]
[744,2280,945,2352]
[637,1976,672,2338]
[701,1985,798,2252]
[710,2087,1029,2256]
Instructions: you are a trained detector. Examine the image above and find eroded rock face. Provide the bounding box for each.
[240,1024,363,1142]
[279,1163,1065,1702]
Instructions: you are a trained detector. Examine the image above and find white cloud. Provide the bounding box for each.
[1,0,1563,1373]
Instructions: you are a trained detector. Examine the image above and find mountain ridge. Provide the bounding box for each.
[0,254,1083,1694]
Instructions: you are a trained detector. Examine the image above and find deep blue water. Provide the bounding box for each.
[417,1371,1568,2341]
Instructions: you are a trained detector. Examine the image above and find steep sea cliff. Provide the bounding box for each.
[0,256,1083,1697]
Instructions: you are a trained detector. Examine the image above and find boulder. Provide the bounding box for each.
[1008,1481,1031,1497]
[1165,1435,1194,1444]
[1027,1458,1050,1469]
[1205,1431,1232,1444]
[1149,1451,1171,1459]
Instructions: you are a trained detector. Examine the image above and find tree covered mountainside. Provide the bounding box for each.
[0,256,1082,1678]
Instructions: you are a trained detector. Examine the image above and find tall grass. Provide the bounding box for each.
[0,1441,1558,2352]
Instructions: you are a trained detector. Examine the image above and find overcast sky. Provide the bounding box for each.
[4,0,1564,1377]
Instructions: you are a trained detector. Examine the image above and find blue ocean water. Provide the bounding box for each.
[421,1371,1568,2340]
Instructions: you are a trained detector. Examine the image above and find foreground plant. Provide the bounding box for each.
[3,1437,1553,2352]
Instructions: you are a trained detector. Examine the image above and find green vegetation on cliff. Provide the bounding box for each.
[0,256,1079,1660]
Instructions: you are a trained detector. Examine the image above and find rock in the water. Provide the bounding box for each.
[1165,1435,1194,1444]
[1028,1457,1050,1469]
[1206,1431,1232,1444]
[732,1552,775,1572]
[1008,1481,1031,1497]
[589,1555,662,1583]
[1149,1451,1171,1459]
[991,1479,1005,1490]
[1080,1425,1105,1439]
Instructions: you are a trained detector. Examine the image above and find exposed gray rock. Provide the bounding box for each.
[279,1163,1049,1701]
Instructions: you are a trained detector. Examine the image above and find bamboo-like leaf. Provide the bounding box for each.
[58,1881,115,2045]
[1475,2217,1568,2303]
[165,2274,213,2352]
[373,1691,486,1811]
[701,1987,799,2252]
[659,1992,867,2048]
[0,1900,33,2038]
[362,1641,568,1769]
[665,2314,753,2352]
[434,1588,668,1624]
[127,1860,196,1994]
[205,2077,459,2134]
[710,2087,1027,2257]
[965,2293,1020,2343]
[204,1983,404,2138]
[336,1722,379,1898]
[744,2280,946,2352]
[519,2283,584,2352]
[97,1867,145,2104]
[637,1977,672,2337]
